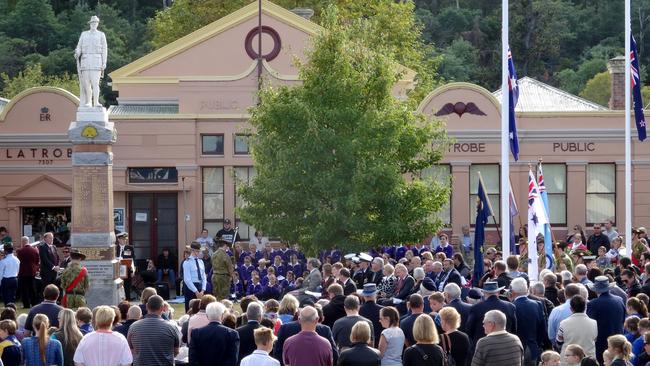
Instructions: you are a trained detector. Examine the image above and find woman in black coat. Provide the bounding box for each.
[439,307,470,366]
[337,322,381,366]
[403,315,444,366]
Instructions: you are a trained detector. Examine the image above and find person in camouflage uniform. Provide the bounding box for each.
[211,238,234,300]
[60,249,89,309]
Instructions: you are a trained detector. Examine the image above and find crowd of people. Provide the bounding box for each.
[0,219,649,365]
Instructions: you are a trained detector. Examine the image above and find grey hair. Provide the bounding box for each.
[413,267,425,280]
[372,257,385,267]
[206,302,226,322]
[127,305,142,320]
[443,283,461,300]
[484,310,506,330]
[530,281,545,296]
[575,264,588,276]
[510,277,528,295]
[246,301,263,321]
[344,295,360,310]
[299,306,318,323]
[308,258,321,269]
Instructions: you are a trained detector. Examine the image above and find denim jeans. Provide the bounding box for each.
[157,269,176,285]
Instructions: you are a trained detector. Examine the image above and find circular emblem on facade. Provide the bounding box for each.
[81,125,98,138]
[244,26,282,62]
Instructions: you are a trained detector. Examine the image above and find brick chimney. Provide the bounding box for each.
[608,56,625,110]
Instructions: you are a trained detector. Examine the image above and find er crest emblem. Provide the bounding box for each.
[81,125,98,138]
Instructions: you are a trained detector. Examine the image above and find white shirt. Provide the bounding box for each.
[240,350,279,366]
[73,330,133,366]
[0,253,20,278]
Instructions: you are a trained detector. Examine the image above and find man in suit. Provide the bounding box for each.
[189,301,239,366]
[116,232,135,300]
[493,260,513,290]
[353,258,369,288]
[38,232,59,288]
[365,257,384,286]
[236,301,262,364]
[443,283,472,333]
[587,276,626,364]
[17,236,39,308]
[301,258,322,293]
[358,284,383,347]
[322,283,346,328]
[510,278,546,366]
[273,305,338,366]
[465,281,517,347]
[339,268,357,296]
[439,258,463,290]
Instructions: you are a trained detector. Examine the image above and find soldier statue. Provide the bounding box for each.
[74,16,107,107]
[60,249,89,309]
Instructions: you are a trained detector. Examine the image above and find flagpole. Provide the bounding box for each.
[626,0,632,250]
[501,0,510,256]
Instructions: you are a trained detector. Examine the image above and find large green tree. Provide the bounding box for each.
[237,7,450,254]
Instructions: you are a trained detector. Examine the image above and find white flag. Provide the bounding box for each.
[527,169,548,281]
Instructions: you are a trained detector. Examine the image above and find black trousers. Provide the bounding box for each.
[124,277,132,301]
[2,277,18,306]
[18,276,36,308]
[183,282,202,313]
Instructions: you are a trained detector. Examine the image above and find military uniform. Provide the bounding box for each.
[211,246,233,300]
[60,261,89,309]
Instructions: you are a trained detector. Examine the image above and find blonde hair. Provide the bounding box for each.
[279,294,299,316]
[539,350,560,366]
[413,314,439,344]
[253,327,275,347]
[350,321,371,345]
[33,314,50,364]
[607,334,632,361]
[58,309,83,355]
[438,307,460,330]
[94,306,116,329]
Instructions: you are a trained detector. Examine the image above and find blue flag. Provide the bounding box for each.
[508,48,520,160]
[631,34,647,141]
[473,174,493,286]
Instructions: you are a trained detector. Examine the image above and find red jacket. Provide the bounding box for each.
[17,245,39,277]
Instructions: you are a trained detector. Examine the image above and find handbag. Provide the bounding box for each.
[440,333,456,366]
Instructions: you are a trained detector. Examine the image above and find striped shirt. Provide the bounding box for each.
[471,331,523,366]
[127,314,181,366]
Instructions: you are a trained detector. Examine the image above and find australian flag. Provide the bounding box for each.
[631,34,647,141]
[473,175,493,286]
[508,48,520,160]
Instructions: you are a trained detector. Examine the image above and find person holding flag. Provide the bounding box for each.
[527,168,548,281]
[473,172,494,286]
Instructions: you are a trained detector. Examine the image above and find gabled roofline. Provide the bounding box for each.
[109,0,324,80]
[6,175,72,199]
[0,87,79,122]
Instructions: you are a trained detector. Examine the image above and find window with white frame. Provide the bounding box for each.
[586,164,616,225]
[202,167,224,234]
[542,164,567,225]
[420,164,451,225]
[234,166,256,240]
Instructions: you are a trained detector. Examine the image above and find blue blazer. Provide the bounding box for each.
[272,321,339,366]
[513,296,546,362]
[587,292,626,362]
[189,322,240,366]
[445,298,472,333]
[466,295,517,344]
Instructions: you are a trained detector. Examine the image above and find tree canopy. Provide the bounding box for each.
[237,7,450,254]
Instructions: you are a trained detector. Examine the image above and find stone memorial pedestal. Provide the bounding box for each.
[68,106,122,308]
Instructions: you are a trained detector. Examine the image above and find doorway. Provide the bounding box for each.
[128,193,178,261]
